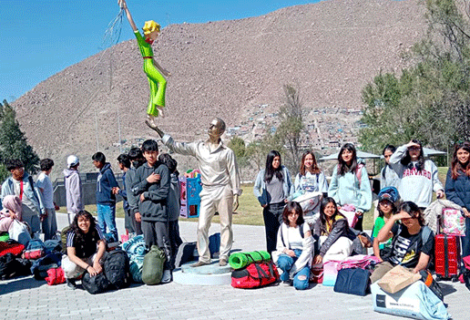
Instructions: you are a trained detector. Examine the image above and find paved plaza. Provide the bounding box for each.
[1,213,469,320]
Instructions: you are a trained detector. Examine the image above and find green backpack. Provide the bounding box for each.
[142,245,166,285]
[60,226,71,254]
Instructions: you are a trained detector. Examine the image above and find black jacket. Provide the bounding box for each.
[132,161,170,222]
[313,215,351,257]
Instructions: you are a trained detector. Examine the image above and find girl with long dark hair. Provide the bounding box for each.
[254,150,293,254]
[61,210,106,290]
[389,140,444,209]
[273,201,314,290]
[370,201,434,283]
[327,143,372,231]
[312,197,354,265]
[445,141,470,257]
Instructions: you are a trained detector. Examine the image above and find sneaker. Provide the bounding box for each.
[66,279,77,290]
[191,261,211,268]
[219,258,228,267]
[282,280,292,287]
[161,270,172,283]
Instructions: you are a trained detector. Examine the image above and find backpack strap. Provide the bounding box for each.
[420,226,432,245]
[299,224,304,239]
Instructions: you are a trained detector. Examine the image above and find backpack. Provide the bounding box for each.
[209,233,221,258]
[30,252,62,280]
[82,271,110,294]
[175,242,197,268]
[231,259,279,289]
[103,249,131,289]
[45,267,65,286]
[60,226,71,254]
[24,239,45,260]
[142,245,166,285]
[0,253,31,280]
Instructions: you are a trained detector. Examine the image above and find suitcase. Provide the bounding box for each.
[435,234,460,281]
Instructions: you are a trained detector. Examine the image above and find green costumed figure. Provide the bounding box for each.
[120,0,169,118]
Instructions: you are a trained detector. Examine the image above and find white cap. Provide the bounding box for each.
[67,155,79,168]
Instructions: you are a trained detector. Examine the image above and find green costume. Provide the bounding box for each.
[134,30,166,117]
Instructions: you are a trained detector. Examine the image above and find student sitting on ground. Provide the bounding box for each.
[370,201,434,283]
[372,187,399,261]
[0,195,22,233]
[274,201,314,290]
[62,210,106,290]
[313,197,354,265]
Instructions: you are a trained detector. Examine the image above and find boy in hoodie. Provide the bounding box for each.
[1,159,44,236]
[92,152,120,241]
[125,147,144,235]
[36,158,57,240]
[158,153,182,268]
[132,139,172,282]
[63,155,84,225]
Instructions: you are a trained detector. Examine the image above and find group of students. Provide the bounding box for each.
[62,140,182,289]
[253,139,470,290]
[0,138,183,289]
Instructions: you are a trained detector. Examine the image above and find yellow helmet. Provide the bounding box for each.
[143,20,160,35]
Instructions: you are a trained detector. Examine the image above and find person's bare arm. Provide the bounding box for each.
[119,0,138,32]
[413,253,430,273]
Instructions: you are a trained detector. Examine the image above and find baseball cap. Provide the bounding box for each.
[67,155,80,168]
[378,186,399,203]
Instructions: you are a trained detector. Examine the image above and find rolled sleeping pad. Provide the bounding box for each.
[228,251,271,269]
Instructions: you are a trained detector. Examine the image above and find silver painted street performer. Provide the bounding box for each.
[146,117,241,267]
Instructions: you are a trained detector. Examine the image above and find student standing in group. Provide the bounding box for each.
[254,150,293,254]
[294,151,328,195]
[132,140,172,283]
[125,147,145,235]
[158,153,183,269]
[92,152,120,242]
[36,159,57,240]
[389,140,444,210]
[445,141,470,257]
[63,155,84,225]
[328,143,372,231]
[1,159,43,237]
[117,154,133,237]
[380,145,400,189]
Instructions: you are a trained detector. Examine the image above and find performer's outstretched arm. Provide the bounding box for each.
[119,0,138,32]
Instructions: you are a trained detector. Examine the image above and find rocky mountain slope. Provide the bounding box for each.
[13,0,427,178]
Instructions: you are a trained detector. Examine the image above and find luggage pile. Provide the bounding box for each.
[229,251,279,289]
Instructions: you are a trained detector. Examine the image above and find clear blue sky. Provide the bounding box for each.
[1,0,322,101]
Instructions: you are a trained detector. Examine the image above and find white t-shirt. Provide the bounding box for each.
[36,172,54,209]
[286,223,311,250]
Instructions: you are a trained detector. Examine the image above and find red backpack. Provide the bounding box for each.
[231,257,279,289]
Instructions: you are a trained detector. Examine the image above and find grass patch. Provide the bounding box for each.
[86,167,449,229]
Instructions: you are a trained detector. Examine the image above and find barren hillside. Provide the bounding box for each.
[13,0,427,178]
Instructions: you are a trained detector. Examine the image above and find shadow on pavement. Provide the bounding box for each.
[0,276,45,295]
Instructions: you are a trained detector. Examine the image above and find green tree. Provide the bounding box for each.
[0,100,40,181]
[359,0,470,153]
[228,136,249,178]
[273,84,305,174]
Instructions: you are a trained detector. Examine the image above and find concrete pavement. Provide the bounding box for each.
[0,213,469,319]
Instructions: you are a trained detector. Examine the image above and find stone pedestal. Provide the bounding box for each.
[173,259,232,285]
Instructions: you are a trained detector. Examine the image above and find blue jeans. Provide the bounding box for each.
[277,249,310,290]
[97,204,118,241]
